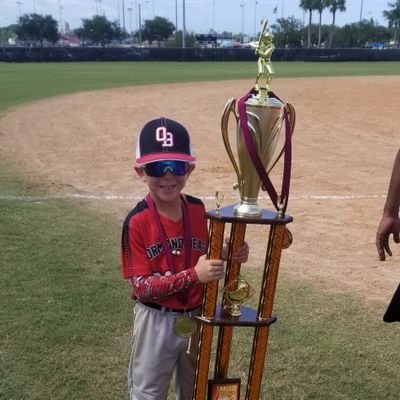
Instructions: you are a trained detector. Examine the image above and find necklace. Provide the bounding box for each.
[146,194,197,339]
[145,193,191,273]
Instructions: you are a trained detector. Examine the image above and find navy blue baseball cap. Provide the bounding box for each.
[135,117,196,166]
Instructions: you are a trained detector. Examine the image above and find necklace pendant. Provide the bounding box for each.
[174,315,197,338]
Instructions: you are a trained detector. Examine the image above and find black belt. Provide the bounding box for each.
[141,302,200,313]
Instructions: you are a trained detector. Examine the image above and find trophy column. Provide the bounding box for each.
[192,218,226,396]
[245,222,287,399]
[192,205,292,400]
[214,221,247,379]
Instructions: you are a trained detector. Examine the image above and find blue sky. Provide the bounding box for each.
[0,0,391,34]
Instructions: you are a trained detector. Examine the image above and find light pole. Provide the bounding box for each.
[122,0,126,35]
[128,7,133,36]
[138,2,142,45]
[58,0,63,33]
[212,0,215,31]
[94,0,98,15]
[137,2,149,45]
[240,3,245,43]
[253,0,257,38]
[16,0,23,18]
[359,0,364,21]
[182,0,186,48]
[32,0,36,12]
[175,0,178,31]
[133,0,138,31]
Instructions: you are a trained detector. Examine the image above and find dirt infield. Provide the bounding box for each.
[1,76,400,305]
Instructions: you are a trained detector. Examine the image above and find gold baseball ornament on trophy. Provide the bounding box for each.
[192,20,296,400]
[222,275,254,317]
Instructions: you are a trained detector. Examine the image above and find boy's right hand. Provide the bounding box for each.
[195,255,225,283]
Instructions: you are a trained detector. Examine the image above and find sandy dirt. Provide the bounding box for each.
[1,76,400,306]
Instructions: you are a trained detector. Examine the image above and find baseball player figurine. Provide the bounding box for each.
[249,19,275,95]
[121,117,249,400]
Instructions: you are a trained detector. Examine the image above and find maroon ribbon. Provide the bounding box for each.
[237,88,293,215]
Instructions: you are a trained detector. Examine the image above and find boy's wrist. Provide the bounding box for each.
[189,267,200,284]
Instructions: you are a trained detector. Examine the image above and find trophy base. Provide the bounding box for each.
[233,202,262,217]
[227,304,242,317]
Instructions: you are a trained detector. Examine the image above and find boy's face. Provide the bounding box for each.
[135,161,195,205]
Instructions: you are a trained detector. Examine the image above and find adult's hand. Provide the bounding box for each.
[376,215,400,261]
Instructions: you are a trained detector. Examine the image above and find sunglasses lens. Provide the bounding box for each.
[144,161,189,177]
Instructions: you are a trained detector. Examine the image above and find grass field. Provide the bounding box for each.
[1,62,400,399]
[2,61,400,110]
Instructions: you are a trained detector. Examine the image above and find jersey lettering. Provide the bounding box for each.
[192,237,207,254]
[145,237,205,260]
[146,242,163,259]
[156,127,174,147]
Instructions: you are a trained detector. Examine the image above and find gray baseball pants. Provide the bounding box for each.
[128,302,200,400]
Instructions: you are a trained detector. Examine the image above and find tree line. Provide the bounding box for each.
[1,13,176,47]
[297,0,400,48]
[272,17,395,48]
[0,0,399,48]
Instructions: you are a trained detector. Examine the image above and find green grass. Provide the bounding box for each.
[0,164,131,400]
[1,175,400,399]
[1,61,400,399]
[264,281,400,398]
[218,275,400,399]
[1,163,400,399]
[1,61,400,110]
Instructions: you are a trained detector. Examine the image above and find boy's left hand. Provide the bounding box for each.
[221,238,249,263]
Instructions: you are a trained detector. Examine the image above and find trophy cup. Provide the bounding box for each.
[221,20,295,218]
[192,20,295,400]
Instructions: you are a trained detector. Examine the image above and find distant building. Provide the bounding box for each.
[59,34,80,47]
[195,33,217,48]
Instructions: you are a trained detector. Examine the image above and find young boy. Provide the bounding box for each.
[121,117,248,400]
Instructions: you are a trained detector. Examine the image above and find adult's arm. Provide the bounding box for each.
[376,150,400,261]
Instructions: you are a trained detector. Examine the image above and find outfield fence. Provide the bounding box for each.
[1,46,400,62]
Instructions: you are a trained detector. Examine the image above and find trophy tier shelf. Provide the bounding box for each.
[195,305,277,327]
[206,205,293,225]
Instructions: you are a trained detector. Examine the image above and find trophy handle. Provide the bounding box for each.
[266,101,296,174]
[221,98,242,189]
[286,102,296,134]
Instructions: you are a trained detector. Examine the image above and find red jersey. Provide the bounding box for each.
[121,194,208,309]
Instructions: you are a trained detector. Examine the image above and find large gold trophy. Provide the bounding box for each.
[192,20,296,400]
[221,20,295,218]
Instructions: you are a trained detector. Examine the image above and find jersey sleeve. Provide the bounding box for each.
[121,213,153,279]
[131,267,199,302]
